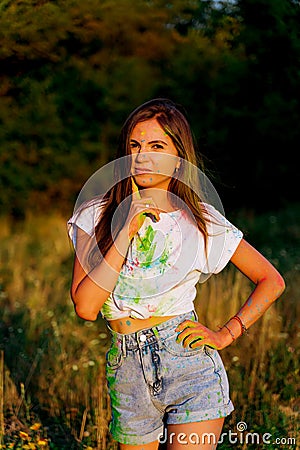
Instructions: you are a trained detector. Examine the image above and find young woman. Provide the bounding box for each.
[68,98,285,449]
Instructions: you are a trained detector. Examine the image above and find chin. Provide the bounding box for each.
[133,173,154,184]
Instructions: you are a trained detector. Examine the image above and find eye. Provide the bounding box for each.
[152,144,164,150]
[130,141,140,152]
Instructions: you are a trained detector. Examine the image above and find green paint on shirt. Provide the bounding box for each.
[137,225,156,252]
[137,225,157,268]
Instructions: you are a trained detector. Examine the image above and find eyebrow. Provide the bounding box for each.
[130,139,168,145]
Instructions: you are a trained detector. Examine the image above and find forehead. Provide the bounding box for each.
[131,118,168,138]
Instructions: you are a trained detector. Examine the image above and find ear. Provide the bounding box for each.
[176,156,181,171]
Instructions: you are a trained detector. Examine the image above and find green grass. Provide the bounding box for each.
[0,204,299,449]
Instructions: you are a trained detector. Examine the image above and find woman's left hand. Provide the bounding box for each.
[175,320,231,350]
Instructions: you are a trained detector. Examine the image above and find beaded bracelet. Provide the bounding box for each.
[231,315,248,335]
[222,324,236,342]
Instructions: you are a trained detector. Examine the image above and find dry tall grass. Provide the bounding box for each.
[0,213,298,449]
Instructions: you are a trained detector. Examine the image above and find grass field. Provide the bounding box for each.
[0,204,299,449]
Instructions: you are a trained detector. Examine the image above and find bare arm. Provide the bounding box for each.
[229,239,285,323]
[176,238,286,349]
[70,227,131,321]
[70,196,160,321]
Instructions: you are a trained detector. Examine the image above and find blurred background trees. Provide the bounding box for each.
[0,0,299,218]
[1,3,299,445]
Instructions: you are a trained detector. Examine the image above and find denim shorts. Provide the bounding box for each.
[105,311,234,445]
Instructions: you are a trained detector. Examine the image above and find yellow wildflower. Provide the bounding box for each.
[30,422,42,431]
[37,438,48,447]
[20,431,29,439]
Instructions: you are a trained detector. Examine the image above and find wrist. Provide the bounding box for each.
[231,315,248,335]
[114,229,131,257]
[217,318,243,347]
[216,326,235,348]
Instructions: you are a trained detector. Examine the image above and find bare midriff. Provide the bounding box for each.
[108,315,177,334]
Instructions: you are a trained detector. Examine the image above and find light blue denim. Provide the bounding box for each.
[105,311,234,445]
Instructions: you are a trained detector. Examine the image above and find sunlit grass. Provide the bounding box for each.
[0,208,299,449]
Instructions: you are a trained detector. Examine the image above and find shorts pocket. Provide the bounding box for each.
[203,346,230,405]
[161,332,205,357]
[106,342,124,369]
[204,346,223,372]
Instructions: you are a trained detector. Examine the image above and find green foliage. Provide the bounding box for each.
[0,207,299,447]
[231,202,300,273]
[0,0,299,216]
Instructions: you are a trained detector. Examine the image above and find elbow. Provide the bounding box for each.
[75,304,99,321]
[70,289,99,321]
[257,272,286,299]
[276,274,286,296]
[267,272,286,298]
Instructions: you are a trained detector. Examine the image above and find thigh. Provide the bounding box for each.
[166,418,225,450]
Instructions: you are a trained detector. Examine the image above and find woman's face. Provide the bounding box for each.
[130,118,180,190]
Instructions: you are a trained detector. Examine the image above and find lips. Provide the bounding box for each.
[133,167,153,174]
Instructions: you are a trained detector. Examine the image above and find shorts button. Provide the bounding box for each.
[139,334,147,342]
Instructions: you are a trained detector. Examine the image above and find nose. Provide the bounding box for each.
[135,144,149,161]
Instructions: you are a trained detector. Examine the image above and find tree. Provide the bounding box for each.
[0,0,299,216]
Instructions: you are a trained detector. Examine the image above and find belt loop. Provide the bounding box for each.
[153,326,160,340]
[122,335,127,358]
[193,310,199,321]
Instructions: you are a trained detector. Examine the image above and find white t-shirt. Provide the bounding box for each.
[67,199,243,320]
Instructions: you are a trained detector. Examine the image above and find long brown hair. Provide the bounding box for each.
[90,98,209,267]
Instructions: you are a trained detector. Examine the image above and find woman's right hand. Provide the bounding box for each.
[125,197,160,241]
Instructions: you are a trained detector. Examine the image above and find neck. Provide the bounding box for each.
[139,188,176,212]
